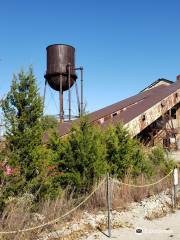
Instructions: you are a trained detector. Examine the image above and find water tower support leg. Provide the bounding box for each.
[68,64,71,121]
[75,80,81,116]
[43,79,47,115]
[60,74,64,122]
[80,67,84,116]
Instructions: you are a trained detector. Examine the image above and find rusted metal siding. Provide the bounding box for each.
[58,80,180,137]
[125,90,180,136]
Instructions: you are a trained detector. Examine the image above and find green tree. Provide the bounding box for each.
[49,117,108,192]
[27,144,62,200]
[104,123,152,178]
[148,146,174,175]
[1,67,43,183]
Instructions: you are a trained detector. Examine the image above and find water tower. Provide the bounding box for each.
[44,44,83,122]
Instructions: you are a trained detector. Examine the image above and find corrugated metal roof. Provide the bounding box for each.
[58,80,180,137]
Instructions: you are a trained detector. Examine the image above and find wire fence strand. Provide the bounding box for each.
[111,169,173,188]
[0,169,175,235]
[0,178,106,234]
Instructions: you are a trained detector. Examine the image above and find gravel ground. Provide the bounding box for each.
[38,188,180,240]
[81,189,180,240]
[85,210,180,240]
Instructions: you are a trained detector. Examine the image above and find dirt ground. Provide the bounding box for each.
[85,210,180,240]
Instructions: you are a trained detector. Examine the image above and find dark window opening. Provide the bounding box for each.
[171,108,176,119]
[112,112,118,117]
[142,114,146,121]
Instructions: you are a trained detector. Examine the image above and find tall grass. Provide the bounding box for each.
[0,172,175,240]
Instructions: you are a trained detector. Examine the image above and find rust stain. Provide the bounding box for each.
[58,81,180,137]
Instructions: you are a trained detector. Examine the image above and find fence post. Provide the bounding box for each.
[107,173,111,238]
[173,167,178,208]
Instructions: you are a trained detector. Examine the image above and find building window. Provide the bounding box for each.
[161,100,165,107]
[112,112,118,118]
[141,114,146,121]
[171,108,176,119]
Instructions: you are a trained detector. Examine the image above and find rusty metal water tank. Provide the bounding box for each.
[44,44,77,91]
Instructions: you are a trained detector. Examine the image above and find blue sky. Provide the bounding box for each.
[0,0,180,116]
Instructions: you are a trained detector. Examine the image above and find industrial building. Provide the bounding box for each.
[59,77,180,151]
[2,44,180,156]
[41,44,180,154]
